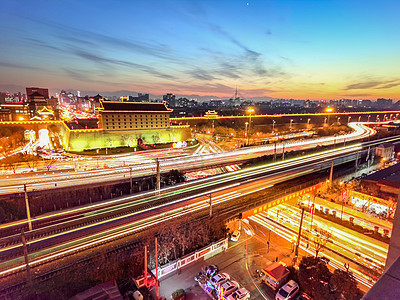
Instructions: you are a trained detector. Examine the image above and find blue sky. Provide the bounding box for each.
[0,0,399,99]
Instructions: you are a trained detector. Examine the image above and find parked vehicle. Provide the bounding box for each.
[230,230,241,242]
[132,290,143,300]
[218,281,239,297]
[227,288,250,300]
[211,273,230,287]
[205,265,219,278]
[260,262,290,290]
[275,280,299,300]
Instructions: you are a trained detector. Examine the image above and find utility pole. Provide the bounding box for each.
[155,237,159,300]
[21,230,32,284]
[209,193,212,218]
[329,161,333,186]
[129,167,133,194]
[24,184,32,231]
[144,245,148,288]
[156,158,160,194]
[294,208,305,265]
[355,151,359,171]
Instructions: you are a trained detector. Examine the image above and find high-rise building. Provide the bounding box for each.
[163,93,176,107]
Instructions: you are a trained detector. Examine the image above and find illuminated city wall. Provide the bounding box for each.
[67,126,190,152]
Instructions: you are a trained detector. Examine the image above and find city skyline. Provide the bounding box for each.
[1,0,400,100]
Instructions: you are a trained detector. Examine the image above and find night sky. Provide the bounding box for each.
[0,0,399,99]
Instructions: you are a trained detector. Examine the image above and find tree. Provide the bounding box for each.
[330,269,363,300]
[312,228,332,258]
[298,256,333,299]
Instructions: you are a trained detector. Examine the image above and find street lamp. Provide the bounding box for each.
[326,107,333,125]
[368,115,371,122]
[348,116,351,124]
[337,116,341,124]
[307,118,311,125]
[290,119,293,130]
[245,122,249,145]
[247,107,255,144]
[272,120,276,132]
[358,116,361,122]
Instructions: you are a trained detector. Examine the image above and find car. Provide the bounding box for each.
[132,290,143,300]
[219,281,239,297]
[211,273,230,287]
[227,288,250,300]
[231,230,241,242]
[205,265,219,278]
[275,280,299,300]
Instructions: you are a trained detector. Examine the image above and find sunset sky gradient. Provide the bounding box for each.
[0,0,399,99]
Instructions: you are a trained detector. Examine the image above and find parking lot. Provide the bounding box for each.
[154,224,300,300]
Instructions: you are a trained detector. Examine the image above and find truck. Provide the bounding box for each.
[259,262,290,290]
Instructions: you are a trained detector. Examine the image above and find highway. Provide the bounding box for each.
[0,122,375,195]
[249,202,388,289]
[0,142,365,281]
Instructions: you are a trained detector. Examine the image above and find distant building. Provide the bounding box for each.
[0,103,30,121]
[26,87,49,101]
[99,101,172,131]
[377,98,393,108]
[0,107,11,121]
[163,93,176,107]
[121,93,150,103]
[376,143,394,161]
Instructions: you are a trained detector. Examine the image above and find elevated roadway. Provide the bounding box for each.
[0,122,375,195]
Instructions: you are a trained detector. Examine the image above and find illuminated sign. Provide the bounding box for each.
[350,190,387,206]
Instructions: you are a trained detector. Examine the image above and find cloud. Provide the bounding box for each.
[24,17,178,62]
[375,82,400,89]
[70,49,177,80]
[0,61,40,70]
[345,79,400,90]
[186,68,216,81]
[341,93,372,97]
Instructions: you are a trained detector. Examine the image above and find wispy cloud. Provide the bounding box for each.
[341,93,372,97]
[345,79,400,90]
[0,61,40,70]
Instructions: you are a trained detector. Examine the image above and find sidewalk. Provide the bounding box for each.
[313,196,392,231]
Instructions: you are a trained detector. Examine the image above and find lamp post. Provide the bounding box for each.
[337,116,341,124]
[324,117,327,127]
[290,119,293,130]
[348,116,351,124]
[247,107,255,144]
[326,107,333,125]
[368,115,371,122]
[272,120,276,132]
[358,116,361,122]
[244,122,249,145]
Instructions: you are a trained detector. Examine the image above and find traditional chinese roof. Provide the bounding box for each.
[100,101,172,112]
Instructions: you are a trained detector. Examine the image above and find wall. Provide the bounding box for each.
[67,126,191,152]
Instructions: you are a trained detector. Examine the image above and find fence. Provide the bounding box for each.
[153,238,228,279]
